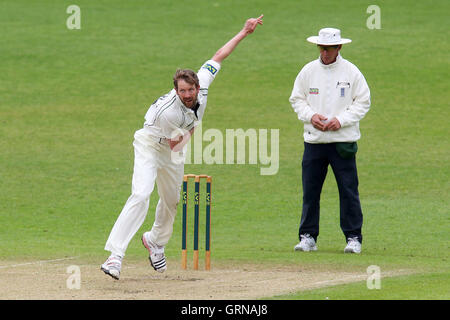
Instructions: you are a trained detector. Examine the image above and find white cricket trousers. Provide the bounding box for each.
[105,128,184,257]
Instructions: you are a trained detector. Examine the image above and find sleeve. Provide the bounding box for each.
[197,60,221,89]
[289,67,316,123]
[335,69,371,127]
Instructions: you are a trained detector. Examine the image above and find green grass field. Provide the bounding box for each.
[1,0,449,300]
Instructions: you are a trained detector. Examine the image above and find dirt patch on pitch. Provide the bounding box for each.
[0,257,409,300]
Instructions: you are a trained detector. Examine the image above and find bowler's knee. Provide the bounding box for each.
[130,192,151,204]
[159,193,180,210]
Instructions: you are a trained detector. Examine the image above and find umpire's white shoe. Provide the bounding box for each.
[142,232,167,273]
[344,237,362,254]
[294,234,318,252]
[101,255,122,280]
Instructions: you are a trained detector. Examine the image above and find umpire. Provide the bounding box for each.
[289,28,371,254]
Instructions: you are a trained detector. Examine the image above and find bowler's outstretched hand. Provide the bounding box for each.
[243,15,264,34]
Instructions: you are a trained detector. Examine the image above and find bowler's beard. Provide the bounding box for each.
[181,96,198,109]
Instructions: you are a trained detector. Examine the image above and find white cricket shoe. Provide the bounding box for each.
[142,232,167,273]
[294,234,318,252]
[101,255,122,280]
[344,237,362,254]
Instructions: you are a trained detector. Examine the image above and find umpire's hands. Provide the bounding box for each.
[311,114,328,131]
[311,114,341,131]
[324,117,341,131]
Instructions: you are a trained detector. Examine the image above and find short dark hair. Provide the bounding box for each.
[173,69,199,90]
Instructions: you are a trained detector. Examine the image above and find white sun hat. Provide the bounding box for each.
[307,28,352,45]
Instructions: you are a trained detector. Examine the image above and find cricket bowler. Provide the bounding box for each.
[101,15,264,280]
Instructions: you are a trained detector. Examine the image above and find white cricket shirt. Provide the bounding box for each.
[144,59,221,139]
[289,54,371,143]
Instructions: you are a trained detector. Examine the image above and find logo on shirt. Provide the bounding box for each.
[309,88,319,95]
[336,81,350,98]
[203,64,217,75]
[336,81,350,88]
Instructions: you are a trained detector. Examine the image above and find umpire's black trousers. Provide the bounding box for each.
[299,142,363,243]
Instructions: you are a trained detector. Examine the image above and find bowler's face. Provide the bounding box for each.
[318,45,341,65]
[176,80,200,109]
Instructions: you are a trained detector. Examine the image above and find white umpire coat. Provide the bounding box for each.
[289,54,371,143]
